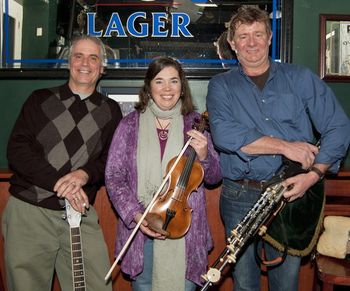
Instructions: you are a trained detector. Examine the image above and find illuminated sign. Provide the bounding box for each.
[87,12,193,38]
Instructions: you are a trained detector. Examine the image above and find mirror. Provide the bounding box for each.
[319,14,350,82]
[1,0,291,72]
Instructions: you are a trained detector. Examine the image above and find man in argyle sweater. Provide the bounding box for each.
[2,35,122,291]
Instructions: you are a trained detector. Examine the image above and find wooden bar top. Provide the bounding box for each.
[0,165,349,179]
[0,170,11,179]
[332,165,350,177]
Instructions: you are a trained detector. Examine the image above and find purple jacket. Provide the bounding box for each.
[105,110,221,285]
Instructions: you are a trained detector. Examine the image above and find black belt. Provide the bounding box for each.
[233,179,265,190]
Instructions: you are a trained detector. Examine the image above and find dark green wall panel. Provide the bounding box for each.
[293,0,350,165]
[0,80,63,168]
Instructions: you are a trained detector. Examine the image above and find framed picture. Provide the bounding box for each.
[99,86,140,116]
[319,14,350,82]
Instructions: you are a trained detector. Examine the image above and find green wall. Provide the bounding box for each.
[0,0,349,169]
[0,80,63,168]
[293,0,350,165]
[22,0,52,60]
[0,79,209,168]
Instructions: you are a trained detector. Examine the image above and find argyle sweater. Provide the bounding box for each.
[7,83,122,210]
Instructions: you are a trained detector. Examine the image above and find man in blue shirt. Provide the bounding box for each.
[206,6,350,291]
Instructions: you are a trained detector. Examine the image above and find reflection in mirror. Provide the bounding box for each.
[1,0,23,68]
[326,21,350,75]
[319,14,350,82]
[1,0,289,70]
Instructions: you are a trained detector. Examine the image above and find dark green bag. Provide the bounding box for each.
[263,179,325,256]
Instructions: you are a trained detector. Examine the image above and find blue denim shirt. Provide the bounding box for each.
[207,60,350,181]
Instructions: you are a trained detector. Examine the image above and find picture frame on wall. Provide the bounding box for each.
[98,86,140,116]
[319,14,350,82]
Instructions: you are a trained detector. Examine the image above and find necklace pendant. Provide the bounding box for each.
[158,130,168,141]
[156,117,170,141]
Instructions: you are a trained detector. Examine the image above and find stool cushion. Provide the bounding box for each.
[317,216,350,259]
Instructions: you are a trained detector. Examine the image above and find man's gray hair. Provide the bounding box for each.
[68,35,107,67]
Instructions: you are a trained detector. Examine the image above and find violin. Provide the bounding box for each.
[104,112,209,281]
[145,113,208,238]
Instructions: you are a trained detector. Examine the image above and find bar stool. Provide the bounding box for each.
[316,254,350,291]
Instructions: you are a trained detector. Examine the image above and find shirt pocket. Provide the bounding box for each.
[268,93,299,125]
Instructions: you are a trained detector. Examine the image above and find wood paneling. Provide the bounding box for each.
[0,181,9,291]
[6,170,349,290]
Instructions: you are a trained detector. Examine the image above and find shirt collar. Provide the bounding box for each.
[59,82,102,106]
[237,57,277,76]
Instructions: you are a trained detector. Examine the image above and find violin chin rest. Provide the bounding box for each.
[145,213,170,237]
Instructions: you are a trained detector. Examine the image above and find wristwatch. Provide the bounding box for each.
[309,166,324,181]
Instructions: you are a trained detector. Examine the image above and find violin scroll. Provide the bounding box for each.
[193,111,210,133]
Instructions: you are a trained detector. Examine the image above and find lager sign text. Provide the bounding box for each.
[87,12,193,38]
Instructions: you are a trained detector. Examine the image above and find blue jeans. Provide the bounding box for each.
[220,179,301,291]
[132,239,197,291]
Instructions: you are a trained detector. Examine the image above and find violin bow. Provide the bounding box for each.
[105,137,193,281]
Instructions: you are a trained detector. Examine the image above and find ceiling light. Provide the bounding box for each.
[269,10,282,19]
[195,4,217,7]
[193,1,217,8]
